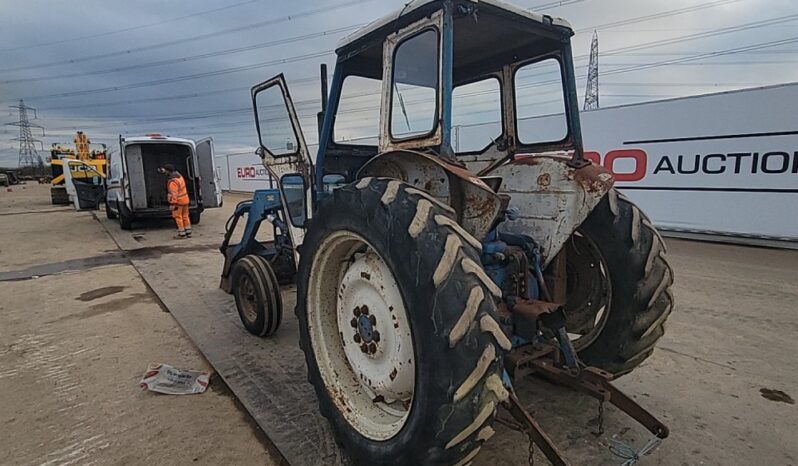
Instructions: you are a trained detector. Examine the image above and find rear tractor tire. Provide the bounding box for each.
[564,189,674,376]
[231,255,282,337]
[296,177,511,466]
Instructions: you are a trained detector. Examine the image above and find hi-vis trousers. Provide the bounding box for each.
[171,204,191,237]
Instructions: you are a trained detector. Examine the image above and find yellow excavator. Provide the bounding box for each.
[49,131,107,205]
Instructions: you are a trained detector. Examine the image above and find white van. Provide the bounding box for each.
[105,134,222,229]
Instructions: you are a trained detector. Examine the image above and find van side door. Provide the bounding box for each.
[195,137,222,208]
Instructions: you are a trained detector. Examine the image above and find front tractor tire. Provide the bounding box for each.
[231,255,282,337]
[296,178,511,466]
[566,189,674,376]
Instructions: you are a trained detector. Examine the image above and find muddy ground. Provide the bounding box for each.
[1,183,796,465]
[0,184,279,465]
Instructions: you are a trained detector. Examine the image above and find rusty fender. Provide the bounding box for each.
[491,154,614,267]
[358,149,504,241]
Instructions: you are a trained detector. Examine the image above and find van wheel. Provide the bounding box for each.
[189,211,201,225]
[118,201,133,230]
[105,201,117,219]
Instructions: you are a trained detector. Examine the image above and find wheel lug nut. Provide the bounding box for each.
[361,305,369,315]
[373,331,380,342]
[354,333,361,343]
[353,306,361,316]
[368,315,376,325]
[368,342,377,354]
[360,343,369,353]
[350,317,358,328]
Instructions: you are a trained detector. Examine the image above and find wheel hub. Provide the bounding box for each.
[307,231,415,440]
[352,306,380,353]
[337,252,413,401]
[238,276,258,323]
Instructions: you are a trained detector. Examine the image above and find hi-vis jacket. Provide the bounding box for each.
[167,172,190,206]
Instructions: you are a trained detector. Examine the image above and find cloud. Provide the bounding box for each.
[1,0,796,166]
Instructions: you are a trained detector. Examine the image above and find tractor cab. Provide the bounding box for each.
[249,0,604,255]
[318,0,584,174]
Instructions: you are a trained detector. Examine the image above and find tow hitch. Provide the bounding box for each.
[501,341,669,465]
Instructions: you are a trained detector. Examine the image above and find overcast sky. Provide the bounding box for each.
[1,0,797,166]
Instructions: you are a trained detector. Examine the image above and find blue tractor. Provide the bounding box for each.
[220,1,673,464]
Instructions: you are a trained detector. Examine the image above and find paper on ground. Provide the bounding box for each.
[139,363,210,395]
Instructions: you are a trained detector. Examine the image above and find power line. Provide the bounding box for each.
[0,25,360,85]
[573,0,743,34]
[7,50,333,102]
[47,33,798,136]
[22,0,749,111]
[0,0,371,74]
[0,0,261,53]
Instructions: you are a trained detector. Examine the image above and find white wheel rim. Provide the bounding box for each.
[307,230,415,440]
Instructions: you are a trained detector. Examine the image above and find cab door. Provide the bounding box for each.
[195,137,222,208]
[251,74,313,251]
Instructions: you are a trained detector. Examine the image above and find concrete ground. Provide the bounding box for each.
[0,184,279,465]
[2,183,797,465]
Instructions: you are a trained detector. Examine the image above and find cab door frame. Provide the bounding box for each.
[251,73,314,252]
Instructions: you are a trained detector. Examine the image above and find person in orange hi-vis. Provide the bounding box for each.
[158,163,192,239]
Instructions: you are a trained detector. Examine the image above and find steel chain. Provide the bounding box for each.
[527,431,535,466]
[593,399,605,436]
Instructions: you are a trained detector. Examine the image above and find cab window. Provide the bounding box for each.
[452,78,501,153]
[390,28,439,140]
[514,58,568,145]
[334,75,381,146]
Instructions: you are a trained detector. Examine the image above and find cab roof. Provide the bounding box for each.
[336,0,572,54]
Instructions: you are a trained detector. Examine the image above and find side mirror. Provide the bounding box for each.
[281,174,307,227]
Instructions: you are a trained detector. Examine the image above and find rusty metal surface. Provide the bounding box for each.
[509,298,560,318]
[519,348,670,440]
[490,154,614,266]
[503,342,670,465]
[504,393,570,466]
[359,149,503,240]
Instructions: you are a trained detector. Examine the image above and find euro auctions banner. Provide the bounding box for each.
[215,152,274,192]
[579,83,798,241]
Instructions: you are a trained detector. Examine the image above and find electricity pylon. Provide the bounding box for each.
[584,31,599,111]
[6,100,45,175]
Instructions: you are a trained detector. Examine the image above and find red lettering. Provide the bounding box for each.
[604,149,647,182]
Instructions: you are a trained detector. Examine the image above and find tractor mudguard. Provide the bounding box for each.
[489,154,614,267]
[358,149,504,241]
